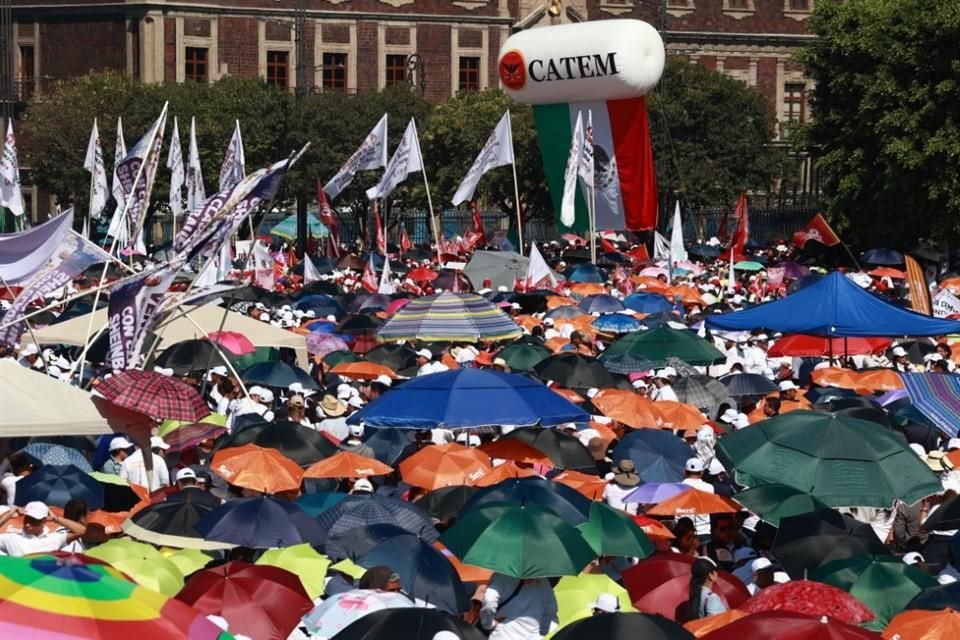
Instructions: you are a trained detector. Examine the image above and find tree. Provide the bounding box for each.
[800,0,960,247]
[648,59,788,212]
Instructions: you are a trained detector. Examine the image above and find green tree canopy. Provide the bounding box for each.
[800,0,960,247]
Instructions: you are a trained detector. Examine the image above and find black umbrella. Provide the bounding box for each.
[194,496,325,548]
[772,510,890,579]
[93,476,146,513]
[720,373,778,397]
[503,427,596,471]
[337,314,383,333]
[220,421,338,466]
[462,477,591,525]
[242,361,320,390]
[297,280,340,297]
[364,343,419,372]
[314,494,439,545]
[415,485,479,521]
[291,256,337,276]
[815,397,878,411]
[324,523,410,561]
[332,607,486,640]
[14,465,103,509]
[552,613,694,640]
[922,493,960,532]
[533,353,617,389]
[362,427,418,466]
[862,248,905,266]
[120,496,226,550]
[152,339,236,375]
[905,580,960,611]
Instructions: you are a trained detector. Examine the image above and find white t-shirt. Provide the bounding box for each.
[603,483,639,515]
[0,474,22,506]
[0,530,69,557]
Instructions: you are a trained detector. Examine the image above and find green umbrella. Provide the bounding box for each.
[733,484,833,526]
[576,502,654,559]
[440,503,596,578]
[811,554,938,630]
[322,349,361,368]
[498,343,552,372]
[603,326,726,366]
[230,346,280,371]
[716,410,942,507]
[734,260,765,271]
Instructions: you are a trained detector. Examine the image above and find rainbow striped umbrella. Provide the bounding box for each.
[0,555,231,639]
[376,292,522,343]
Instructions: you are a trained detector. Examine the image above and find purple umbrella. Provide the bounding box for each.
[624,482,692,504]
[578,294,625,314]
[773,262,810,280]
[878,389,909,406]
[306,332,350,357]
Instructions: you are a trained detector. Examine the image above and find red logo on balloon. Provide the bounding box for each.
[499,50,526,91]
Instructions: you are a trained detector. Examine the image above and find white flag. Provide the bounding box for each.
[325,114,389,200]
[252,240,275,289]
[728,245,736,293]
[670,201,687,263]
[0,121,24,217]
[378,256,396,294]
[186,116,206,212]
[525,242,556,289]
[83,118,109,220]
[217,240,232,281]
[167,117,185,219]
[452,111,515,206]
[107,117,128,241]
[303,255,322,284]
[219,120,245,191]
[366,119,423,201]
[116,104,168,252]
[580,110,594,188]
[560,111,586,228]
[653,231,670,261]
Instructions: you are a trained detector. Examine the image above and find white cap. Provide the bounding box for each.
[259,389,275,403]
[655,369,671,379]
[908,443,927,457]
[778,380,799,392]
[632,379,648,389]
[697,425,714,442]
[734,414,751,430]
[416,349,432,359]
[353,478,374,492]
[432,633,460,640]
[153,366,174,377]
[708,458,725,475]
[754,333,769,342]
[947,438,960,451]
[21,343,39,356]
[720,408,739,424]
[109,436,133,451]
[347,396,364,409]
[685,457,705,473]
[902,551,925,566]
[892,346,908,357]
[590,593,620,613]
[259,312,270,322]
[23,501,49,520]
[337,383,354,400]
[249,385,267,398]
[209,366,228,377]
[374,374,393,387]
[150,436,171,450]
[751,557,773,572]
[773,571,791,584]
[176,467,197,482]
[349,424,365,437]
[663,366,677,377]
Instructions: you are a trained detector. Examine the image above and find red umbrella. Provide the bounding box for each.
[622,553,750,622]
[95,371,210,421]
[176,560,313,640]
[738,580,874,626]
[407,267,438,283]
[385,298,412,316]
[208,331,256,355]
[767,335,890,357]
[701,611,881,640]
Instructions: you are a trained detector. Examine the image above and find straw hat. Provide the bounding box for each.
[612,459,641,486]
[319,394,347,418]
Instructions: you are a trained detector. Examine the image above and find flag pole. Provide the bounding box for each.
[589,184,597,264]
[511,161,524,256]
[412,131,441,265]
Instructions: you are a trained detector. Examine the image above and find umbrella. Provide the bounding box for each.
[566,263,606,283]
[161,421,227,453]
[473,462,539,486]
[497,343,552,372]
[337,313,384,335]
[622,553,750,621]
[194,496,326,548]
[719,373,778,397]
[599,352,657,375]
[698,611,880,640]
[656,401,710,431]
[554,574,637,630]
[377,292,522,343]
[314,494,439,544]
[688,244,721,258]
[218,421,338,466]
[440,503,596,578]
[646,489,740,518]
[547,305,587,320]
[672,375,730,409]
[883,609,960,640]
[324,523,411,562]
[715,410,941,507]
[205,330,255,356]
[399,443,493,490]
[294,293,344,318]
[415,485,479,520]
[906,580,960,611]
[18,443,91,472]
[463,250,535,290]
[85,539,186,596]
[462,476,592,525]
[734,260,764,271]
[95,370,210,421]
[593,314,644,334]
[553,612,694,640]
[739,580,875,625]
[176,560,313,640]
[732,484,831,526]
[241,360,319,391]
[14,464,103,510]
[230,346,281,371]
[306,332,350,357]
[210,443,304,494]
[684,610,749,637]
[500,427,596,471]
[862,248,904,265]
[579,294,625,314]
[811,554,938,630]
[300,589,416,638]
[348,369,589,429]
[256,543,330,600]
[358,534,470,614]
[625,482,691,505]
[534,353,618,389]
[323,349,361,368]
[576,501,655,558]
[624,292,673,314]
[89,471,149,513]
[329,607,486,640]
[0,555,227,639]
[153,339,237,375]
[356,293,393,312]
[292,256,337,276]
[592,389,664,428]
[362,427,418,466]
[303,451,392,479]
[611,430,695,483]
[768,335,891,357]
[295,491,347,519]
[772,511,890,579]
[631,514,675,540]
[121,499,231,551]
[330,361,396,381]
[922,493,960,531]
[604,327,726,366]
[270,211,328,240]
[407,266,438,283]
[363,343,419,371]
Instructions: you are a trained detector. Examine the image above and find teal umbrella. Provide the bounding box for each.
[497,343,552,372]
[733,484,832,526]
[270,212,328,241]
[603,326,726,366]
[576,502,654,559]
[734,260,764,271]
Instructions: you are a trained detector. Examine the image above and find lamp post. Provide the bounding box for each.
[293,0,308,257]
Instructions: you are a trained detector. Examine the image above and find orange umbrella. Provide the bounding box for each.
[330,361,396,381]
[684,609,749,637]
[868,267,907,280]
[302,451,393,479]
[882,608,960,640]
[552,470,606,500]
[631,275,669,292]
[855,368,903,392]
[546,295,578,310]
[946,449,960,469]
[568,283,606,297]
[479,439,552,466]
[398,443,494,490]
[592,389,664,429]
[940,277,960,295]
[670,284,705,306]
[433,541,493,583]
[515,315,542,332]
[646,488,740,518]
[552,387,583,403]
[631,514,675,540]
[210,444,304,494]
[87,509,128,536]
[587,420,618,448]
[654,400,706,430]
[811,367,860,389]
[544,337,572,353]
[473,462,539,487]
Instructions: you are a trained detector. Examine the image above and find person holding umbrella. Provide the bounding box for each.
[0,501,86,556]
[480,573,558,640]
[687,557,727,621]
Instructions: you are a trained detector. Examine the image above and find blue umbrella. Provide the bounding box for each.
[359,534,471,614]
[347,369,589,429]
[623,292,673,314]
[14,464,103,509]
[591,314,643,334]
[324,523,410,561]
[624,482,692,504]
[565,263,607,283]
[294,294,344,318]
[296,491,349,517]
[862,248,905,266]
[18,443,92,472]
[193,496,326,548]
[241,360,320,390]
[578,294,625,314]
[363,427,418,465]
[315,494,439,544]
[689,243,721,258]
[720,373,778,397]
[598,352,656,375]
[611,431,695,483]
[302,321,337,334]
[461,477,591,525]
[545,305,586,320]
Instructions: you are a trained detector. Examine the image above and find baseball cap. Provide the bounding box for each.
[175,467,197,482]
[778,380,799,391]
[685,457,705,473]
[902,551,924,566]
[416,349,433,359]
[21,343,39,356]
[209,366,228,377]
[751,557,773,572]
[947,438,960,451]
[590,593,620,613]
[109,436,133,451]
[258,389,275,403]
[720,408,739,424]
[892,346,908,357]
[908,443,927,457]
[23,501,49,520]
[353,478,374,493]
[374,374,393,387]
[349,424,365,437]
[150,436,171,450]
[288,394,305,407]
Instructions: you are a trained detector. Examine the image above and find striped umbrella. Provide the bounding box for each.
[376,292,522,343]
[0,555,229,639]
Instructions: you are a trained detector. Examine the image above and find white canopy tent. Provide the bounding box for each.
[0,361,111,436]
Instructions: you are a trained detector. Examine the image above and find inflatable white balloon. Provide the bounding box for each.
[497,19,665,105]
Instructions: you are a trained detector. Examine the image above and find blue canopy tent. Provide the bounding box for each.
[269,212,329,241]
[705,272,960,337]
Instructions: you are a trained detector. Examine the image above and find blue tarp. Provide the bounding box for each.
[705,272,960,337]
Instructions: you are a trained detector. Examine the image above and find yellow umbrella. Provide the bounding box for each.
[257,543,331,600]
[551,573,636,633]
[162,548,212,577]
[86,539,184,596]
[157,413,227,437]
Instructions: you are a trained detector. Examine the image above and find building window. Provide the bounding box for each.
[322,52,348,91]
[458,56,480,93]
[184,47,208,82]
[18,45,34,101]
[788,0,809,9]
[266,51,289,89]
[728,0,749,8]
[784,83,806,123]
[385,54,407,87]
[667,0,691,5]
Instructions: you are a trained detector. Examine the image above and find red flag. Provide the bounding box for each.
[316,180,341,259]
[793,213,841,249]
[626,245,649,262]
[374,205,386,255]
[361,254,378,293]
[731,191,749,259]
[600,235,618,254]
[471,201,486,246]
[400,223,413,254]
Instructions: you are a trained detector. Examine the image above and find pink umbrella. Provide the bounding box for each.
[640,266,669,279]
[385,298,412,316]
[208,331,256,355]
[306,332,349,357]
[674,261,704,276]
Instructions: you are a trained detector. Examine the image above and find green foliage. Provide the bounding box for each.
[648,59,788,211]
[800,0,960,247]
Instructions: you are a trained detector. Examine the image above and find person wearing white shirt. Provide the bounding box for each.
[742,334,773,378]
[480,573,558,640]
[651,369,679,402]
[0,501,85,557]
[603,460,641,515]
[1,455,34,507]
[682,458,715,536]
[120,437,171,492]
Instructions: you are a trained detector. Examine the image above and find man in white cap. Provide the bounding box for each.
[745,557,775,595]
[742,334,773,378]
[233,386,275,423]
[416,348,449,377]
[891,346,911,372]
[340,423,375,458]
[167,467,221,508]
[651,370,679,402]
[0,501,86,556]
[101,436,133,476]
[590,593,621,615]
[18,343,42,370]
[682,457,715,535]
[120,436,171,491]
